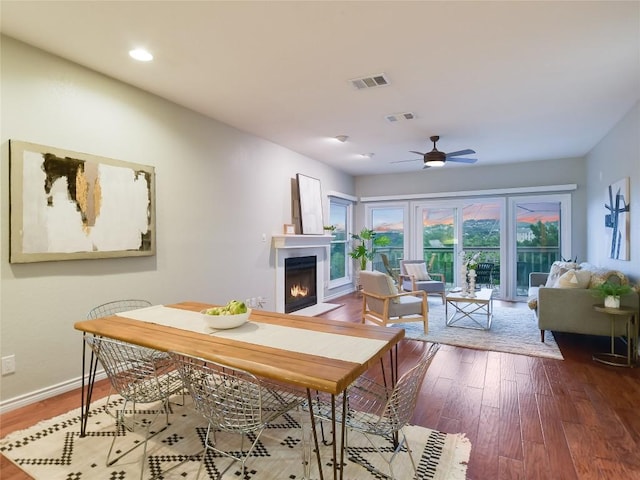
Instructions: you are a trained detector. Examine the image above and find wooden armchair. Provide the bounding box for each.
[400,259,446,304]
[359,270,428,333]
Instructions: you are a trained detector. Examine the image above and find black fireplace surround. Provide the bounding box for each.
[284,255,317,313]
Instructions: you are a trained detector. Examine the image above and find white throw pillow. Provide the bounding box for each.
[556,269,591,289]
[545,261,578,287]
[404,262,431,281]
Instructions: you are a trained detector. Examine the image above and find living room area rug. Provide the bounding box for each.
[395,301,564,360]
[1,394,471,480]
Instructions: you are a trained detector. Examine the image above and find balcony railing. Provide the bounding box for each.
[373,246,560,296]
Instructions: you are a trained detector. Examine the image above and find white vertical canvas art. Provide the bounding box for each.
[296,173,324,235]
[604,177,630,260]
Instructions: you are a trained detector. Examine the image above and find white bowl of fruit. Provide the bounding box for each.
[201,300,251,329]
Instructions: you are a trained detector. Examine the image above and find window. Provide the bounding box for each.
[328,197,351,283]
[419,205,457,285]
[462,201,502,290]
[412,194,570,299]
[510,195,570,298]
[367,204,408,275]
[413,201,503,288]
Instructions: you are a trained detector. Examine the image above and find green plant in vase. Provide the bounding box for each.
[349,228,390,271]
[592,280,632,308]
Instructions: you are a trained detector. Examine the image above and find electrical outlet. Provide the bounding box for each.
[2,355,16,375]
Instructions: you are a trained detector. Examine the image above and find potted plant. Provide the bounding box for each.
[592,280,632,308]
[349,228,390,271]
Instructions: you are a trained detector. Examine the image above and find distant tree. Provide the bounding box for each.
[423,224,454,246]
[521,221,559,247]
[462,219,500,247]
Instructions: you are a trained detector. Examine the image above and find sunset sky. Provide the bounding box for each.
[370,202,560,230]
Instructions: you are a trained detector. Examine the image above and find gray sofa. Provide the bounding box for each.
[528,263,639,342]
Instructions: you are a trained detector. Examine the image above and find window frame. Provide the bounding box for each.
[327,195,353,289]
[365,202,409,273]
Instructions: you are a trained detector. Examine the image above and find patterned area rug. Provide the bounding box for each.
[1,394,470,479]
[397,301,564,360]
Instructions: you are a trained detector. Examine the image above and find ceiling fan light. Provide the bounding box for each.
[425,159,445,167]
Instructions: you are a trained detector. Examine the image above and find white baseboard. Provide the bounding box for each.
[0,370,107,415]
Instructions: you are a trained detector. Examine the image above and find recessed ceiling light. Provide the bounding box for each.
[129,48,153,62]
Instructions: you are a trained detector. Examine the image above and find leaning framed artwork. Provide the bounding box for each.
[296,173,324,235]
[9,140,156,263]
[604,177,630,260]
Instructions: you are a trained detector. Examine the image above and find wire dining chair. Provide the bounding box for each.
[87,299,153,319]
[169,352,308,479]
[84,336,185,480]
[82,300,157,434]
[308,342,440,479]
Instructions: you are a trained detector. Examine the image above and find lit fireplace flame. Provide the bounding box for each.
[290,284,309,298]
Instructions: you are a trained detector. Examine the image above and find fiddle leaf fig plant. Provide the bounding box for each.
[349,228,390,271]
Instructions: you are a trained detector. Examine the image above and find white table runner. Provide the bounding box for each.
[117,305,387,364]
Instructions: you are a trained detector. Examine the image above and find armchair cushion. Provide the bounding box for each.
[403,262,431,281]
[360,269,400,304]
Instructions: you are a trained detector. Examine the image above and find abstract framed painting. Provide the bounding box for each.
[604,177,630,260]
[9,140,156,263]
[296,173,324,235]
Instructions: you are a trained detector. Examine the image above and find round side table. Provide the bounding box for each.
[592,305,638,368]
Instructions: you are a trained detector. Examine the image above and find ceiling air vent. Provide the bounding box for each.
[385,112,416,123]
[350,73,390,90]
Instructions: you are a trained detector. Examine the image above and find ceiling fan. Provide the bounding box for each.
[394,135,477,168]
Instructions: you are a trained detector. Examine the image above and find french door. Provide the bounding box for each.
[412,199,504,293]
[509,195,571,299]
[359,191,572,301]
[416,205,457,286]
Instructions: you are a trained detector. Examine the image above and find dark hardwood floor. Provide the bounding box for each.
[2,293,639,479]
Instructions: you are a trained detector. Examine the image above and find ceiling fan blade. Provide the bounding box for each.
[409,150,426,156]
[390,158,421,164]
[446,149,476,157]
[447,157,478,164]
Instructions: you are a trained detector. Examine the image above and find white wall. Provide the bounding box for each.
[0,36,354,405]
[586,101,639,279]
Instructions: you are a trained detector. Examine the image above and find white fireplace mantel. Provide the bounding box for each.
[272,234,332,249]
[272,234,332,313]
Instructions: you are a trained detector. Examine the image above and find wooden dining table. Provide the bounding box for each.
[74,301,404,480]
